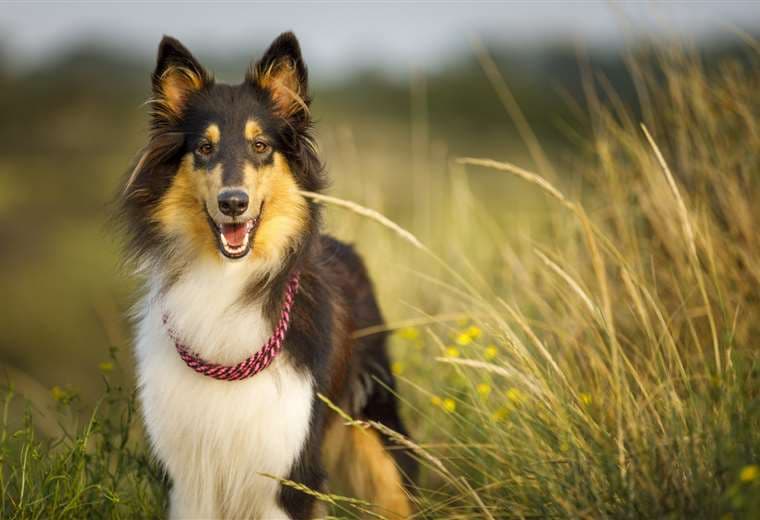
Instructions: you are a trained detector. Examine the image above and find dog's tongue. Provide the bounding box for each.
[221,223,247,247]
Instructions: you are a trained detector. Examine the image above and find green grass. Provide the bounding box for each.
[0,379,166,518]
[2,42,760,519]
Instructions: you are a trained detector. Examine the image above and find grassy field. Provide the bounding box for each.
[1,40,759,518]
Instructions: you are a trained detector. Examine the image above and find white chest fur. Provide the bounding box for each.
[134,260,314,519]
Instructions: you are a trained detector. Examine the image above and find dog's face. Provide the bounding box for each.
[123,33,322,272]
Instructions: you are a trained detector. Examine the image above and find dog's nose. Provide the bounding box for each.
[217,189,249,217]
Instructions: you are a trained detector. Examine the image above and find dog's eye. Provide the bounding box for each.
[197,142,213,156]
[253,139,270,154]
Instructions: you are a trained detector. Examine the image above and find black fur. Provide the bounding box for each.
[315,237,419,487]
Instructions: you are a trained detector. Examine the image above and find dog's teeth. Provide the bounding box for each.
[219,230,250,256]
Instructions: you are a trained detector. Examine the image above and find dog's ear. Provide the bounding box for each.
[151,36,211,124]
[247,32,309,121]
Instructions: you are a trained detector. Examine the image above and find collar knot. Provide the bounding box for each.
[162,271,301,381]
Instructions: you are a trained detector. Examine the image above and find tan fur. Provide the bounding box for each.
[322,417,413,519]
[153,154,219,260]
[244,120,263,141]
[159,65,205,117]
[257,59,308,117]
[205,123,220,144]
[311,501,329,519]
[153,151,308,272]
[248,154,308,267]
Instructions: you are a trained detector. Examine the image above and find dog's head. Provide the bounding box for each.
[122,32,323,273]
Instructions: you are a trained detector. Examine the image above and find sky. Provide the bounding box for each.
[2,1,759,77]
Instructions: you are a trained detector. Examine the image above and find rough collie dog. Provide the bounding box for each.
[120,32,417,519]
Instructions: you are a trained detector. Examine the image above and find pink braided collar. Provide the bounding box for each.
[162,272,301,381]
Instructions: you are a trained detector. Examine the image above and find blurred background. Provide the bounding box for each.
[1,1,759,403]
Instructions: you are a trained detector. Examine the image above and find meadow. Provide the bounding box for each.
[0,37,759,518]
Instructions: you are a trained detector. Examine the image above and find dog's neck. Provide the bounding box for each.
[148,217,317,365]
[153,256,285,365]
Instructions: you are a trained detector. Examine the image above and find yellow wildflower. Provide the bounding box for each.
[740,464,759,483]
[579,393,592,406]
[398,327,420,341]
[98,361,114,373]
[484,345,498,360]
[455,333,472,346]
[506,387,524,404]
[476,383,491,398]
[51,385,66,402]
[51,385,77,404]
[491,407,509,422]
[391,361,404,376]
[466,325,481,339]
[445,346,460,358]
[442,398,456,413]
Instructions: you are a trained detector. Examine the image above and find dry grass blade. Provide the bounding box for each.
[433,357,516,379]
[300,191,425,250]
[260,473,386,519]
[434,357,544,396]
[301,190,480,297]
[641,124,721,373]
[456,157,572,210]
[470,37,557,179]
[368,420,496,520]
[533,249,601,320]
[352,313,472,339]
[318,393,494,520]
[640,125,697,257]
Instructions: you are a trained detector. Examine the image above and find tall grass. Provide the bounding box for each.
[2,43,759,518]
[0,379,167,518]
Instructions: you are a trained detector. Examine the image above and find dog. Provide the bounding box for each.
[120,32,417,519]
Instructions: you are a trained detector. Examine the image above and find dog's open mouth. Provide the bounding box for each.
[218,218,258,258]
[207,205,263,259]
